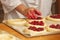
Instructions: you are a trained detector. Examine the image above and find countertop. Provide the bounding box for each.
[0,23,60,40]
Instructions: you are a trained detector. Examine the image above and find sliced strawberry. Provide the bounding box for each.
[49,24,56,28]
[28,26,44,31]
[56,24,60,29]
[49,24,60,29]
[39,21,44,26]
[50,14,60,19]
[29,21,44,26]
[28,26,37,31]
[29,17,42,20]
[50,16,56,18]
[37,17,43,19]
[29,21,36,25]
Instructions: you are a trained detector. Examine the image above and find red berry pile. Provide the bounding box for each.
[50,14,60,19]
[28,26,44,31]
[31,17,42,20]
[49,24,60,29]
[29,21,44,26]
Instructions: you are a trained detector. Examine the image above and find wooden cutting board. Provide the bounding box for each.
[0,23,60,40]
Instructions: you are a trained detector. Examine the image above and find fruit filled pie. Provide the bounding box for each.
[46,14,60,21]
[47,24,60,32]
[0,30,20,40]
[28,26,44,32]
[23,25,46,36]
[25,17,46,28]
[23,18,46,36]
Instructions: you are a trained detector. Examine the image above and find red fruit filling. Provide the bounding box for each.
[29,21,44,26]
[28,26,37,31]
[56,24,60,29]
[28,26,44,31]
[29,17,43,20]
[50,14,60,19]
[37,17,43,19]
[49,24,60,29]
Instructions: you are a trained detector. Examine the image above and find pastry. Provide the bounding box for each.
[45,19,60,32]
[0,30,20,40]
[23,17,47,36]
[23,26,46,36]
[25,18,46,28]
[5,19,27,26]
[46,14,60,22]
[47,24,60,32]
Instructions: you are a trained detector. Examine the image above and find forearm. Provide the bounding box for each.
[15,4,28,14]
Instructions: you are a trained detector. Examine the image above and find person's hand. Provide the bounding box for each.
[23,7,41,19]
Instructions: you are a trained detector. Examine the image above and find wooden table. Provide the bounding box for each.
[0,23,60,40]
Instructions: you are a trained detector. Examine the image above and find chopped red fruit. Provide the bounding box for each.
[28,26,44,31]
[28,26,37,31]
[37,17,43,19]
[29,21,38,25]
[29,17,42,20]
[49,24,60,29]
[36,28,44,31]
[50,14,60,19]
[39,21,44,26]
[49,24,56,28]
[56,24,60,29]
[50,16,56,18]
[29,21,44,26]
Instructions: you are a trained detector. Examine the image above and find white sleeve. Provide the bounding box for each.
[1,0,22,13]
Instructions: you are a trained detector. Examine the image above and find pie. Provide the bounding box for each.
[23,18,47,36]
[47,24,60,32]
[4,19,27,26]
[25,18,46,28]
[46,14,60,22]
[0,30,20,40]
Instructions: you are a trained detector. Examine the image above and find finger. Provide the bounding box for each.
[34,9,41,16]
[27,11,34,19]
[30,10,37,19]
[26,13,32,19]
[25,12,32,19]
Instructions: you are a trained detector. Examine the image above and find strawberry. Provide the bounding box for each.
[49,24,60,29]
[29,21,44,26]
[28,26,44,31]
[39,21,44,26]
[37,17,42,19]
[28,26,37,31]
[50,14,60,19]
[56,24,60,29]
[49,24,56,28]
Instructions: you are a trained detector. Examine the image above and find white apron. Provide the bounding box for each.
[0,0,53,20]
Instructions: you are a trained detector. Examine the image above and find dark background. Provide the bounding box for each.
[0,2,4,23]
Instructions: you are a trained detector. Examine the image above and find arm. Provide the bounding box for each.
[15,4,41,19]
[1,0,41,19]
[15,4,28,15]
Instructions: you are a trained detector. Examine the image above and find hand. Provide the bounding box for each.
[24,7,41,19]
